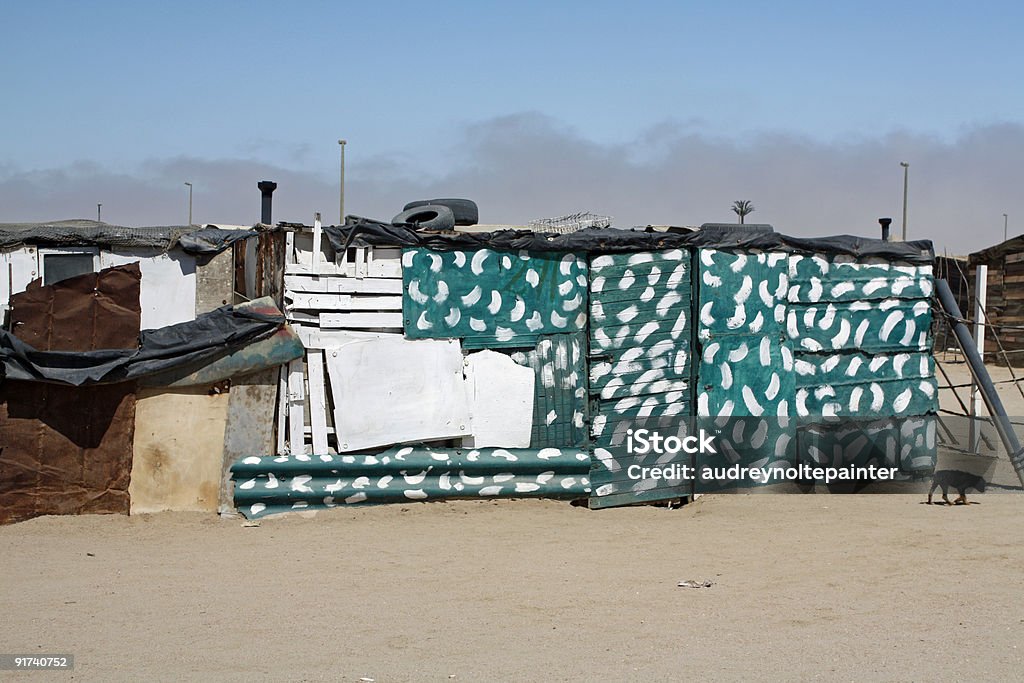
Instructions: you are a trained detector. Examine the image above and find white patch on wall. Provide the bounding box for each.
[100,248,197,329]
[326,336,472,452]
[461,350,534,449]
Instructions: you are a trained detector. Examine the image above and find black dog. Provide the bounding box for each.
[927,469,986,505]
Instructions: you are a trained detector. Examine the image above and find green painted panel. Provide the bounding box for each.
[509,333,589,448]
[786,300,933,353]
[696,248,789,340]
[799,415,937,474]
[788,255,934,303]
[402,248,588,348]
[588,249,695,508]
[697,335,795,418]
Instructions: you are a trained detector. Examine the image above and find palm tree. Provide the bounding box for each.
[731,200,755,224]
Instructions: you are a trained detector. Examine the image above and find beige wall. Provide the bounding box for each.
[129,387,230,514]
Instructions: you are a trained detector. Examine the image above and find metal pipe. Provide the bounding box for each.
[900,162,909,241]
[936,278,1024,484]
[257,180,277,225]
[184,181,193,225]
[879,217,892,241]
[338,139,347,224]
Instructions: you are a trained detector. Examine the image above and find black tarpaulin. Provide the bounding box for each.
[0,298,286,386]
[323,216,934,263]
[0,220,257,256]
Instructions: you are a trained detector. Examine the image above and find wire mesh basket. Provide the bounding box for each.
[528,211,612,234]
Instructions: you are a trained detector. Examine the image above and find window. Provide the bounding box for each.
[40,249,98,286]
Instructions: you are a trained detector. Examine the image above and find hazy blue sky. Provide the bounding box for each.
[2,0,1022,252]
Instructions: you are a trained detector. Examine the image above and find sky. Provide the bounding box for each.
[1,0,1022,254]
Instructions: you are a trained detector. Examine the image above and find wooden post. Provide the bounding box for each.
[969,264,988,453]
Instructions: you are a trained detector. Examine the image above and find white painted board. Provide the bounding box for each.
[462,350,535,448]
[284,274,403,294]
[325,337,471,452]
[99,248,197,329]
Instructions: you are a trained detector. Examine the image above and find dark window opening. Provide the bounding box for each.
[43,254,95,286]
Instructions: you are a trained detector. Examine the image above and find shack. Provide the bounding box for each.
[966,236,1024,365]
[0,219,299,523]
[231,218,938,516]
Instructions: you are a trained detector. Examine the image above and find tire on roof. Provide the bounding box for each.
[401,198,478,226]
[392,204,457,231]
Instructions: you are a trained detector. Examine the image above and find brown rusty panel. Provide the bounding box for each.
[1,262,141,524]
[9,263,142,351]
[0,382,136,525]
[255,231,285,306]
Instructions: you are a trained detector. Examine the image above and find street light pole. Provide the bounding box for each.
[184,182,193,226]
[1005,213,1009,242]
[900,162,909,241]
[338,139,347,224]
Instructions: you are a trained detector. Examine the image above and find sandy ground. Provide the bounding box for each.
[1,359,1021,681]
[1,495,1022,682]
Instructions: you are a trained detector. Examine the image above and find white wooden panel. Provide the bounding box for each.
[293,325,403,349]
[276,365,288,455]
[99,248,197,328]
[285,310,320,323]
[284,274,403,294]
[285,258,401,279]
[355,247,368,278]
[286,292,402,311]
[1,247,40,312]
[306,349,329,454]
[311,216,323,276]
[461,350,535,448]
[320,312,404,329]
[287,358,306,455]
[325,337,471,452]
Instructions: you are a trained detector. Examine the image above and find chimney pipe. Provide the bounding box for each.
[258,180,277,225]
[879,217,892,242]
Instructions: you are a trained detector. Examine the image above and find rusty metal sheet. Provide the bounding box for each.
[10,262,142,351]
[0,264,140,524]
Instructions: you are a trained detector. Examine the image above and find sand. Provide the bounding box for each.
[2,361,1022,681]
[1,494,1022,681]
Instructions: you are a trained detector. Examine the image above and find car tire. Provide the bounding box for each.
[402,198,478,226]
[392,204,456,231]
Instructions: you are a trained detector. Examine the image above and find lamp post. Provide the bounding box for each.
[1005,213,1009,242]
[899,162,909,241]
[184,182,193,226]
[338,139,347,224]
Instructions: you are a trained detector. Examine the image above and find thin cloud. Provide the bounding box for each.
[1,114,1021,254]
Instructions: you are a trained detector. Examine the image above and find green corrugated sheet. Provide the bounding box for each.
[587,249,694,508]
[402,248,588,348]
[509,333,589,448]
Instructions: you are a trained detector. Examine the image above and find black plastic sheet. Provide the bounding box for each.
[0,301,285,386]
[324,216,934,263]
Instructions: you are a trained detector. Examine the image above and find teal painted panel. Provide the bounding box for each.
[788,255,934,303]
[402,248,588,348]
[786,300,933,353]
[793,350,937,418]
[696,248,789,340]
[696,335,796,418]
[799,416,937,474]
[588,249,695,508]
[508,333,589,448]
